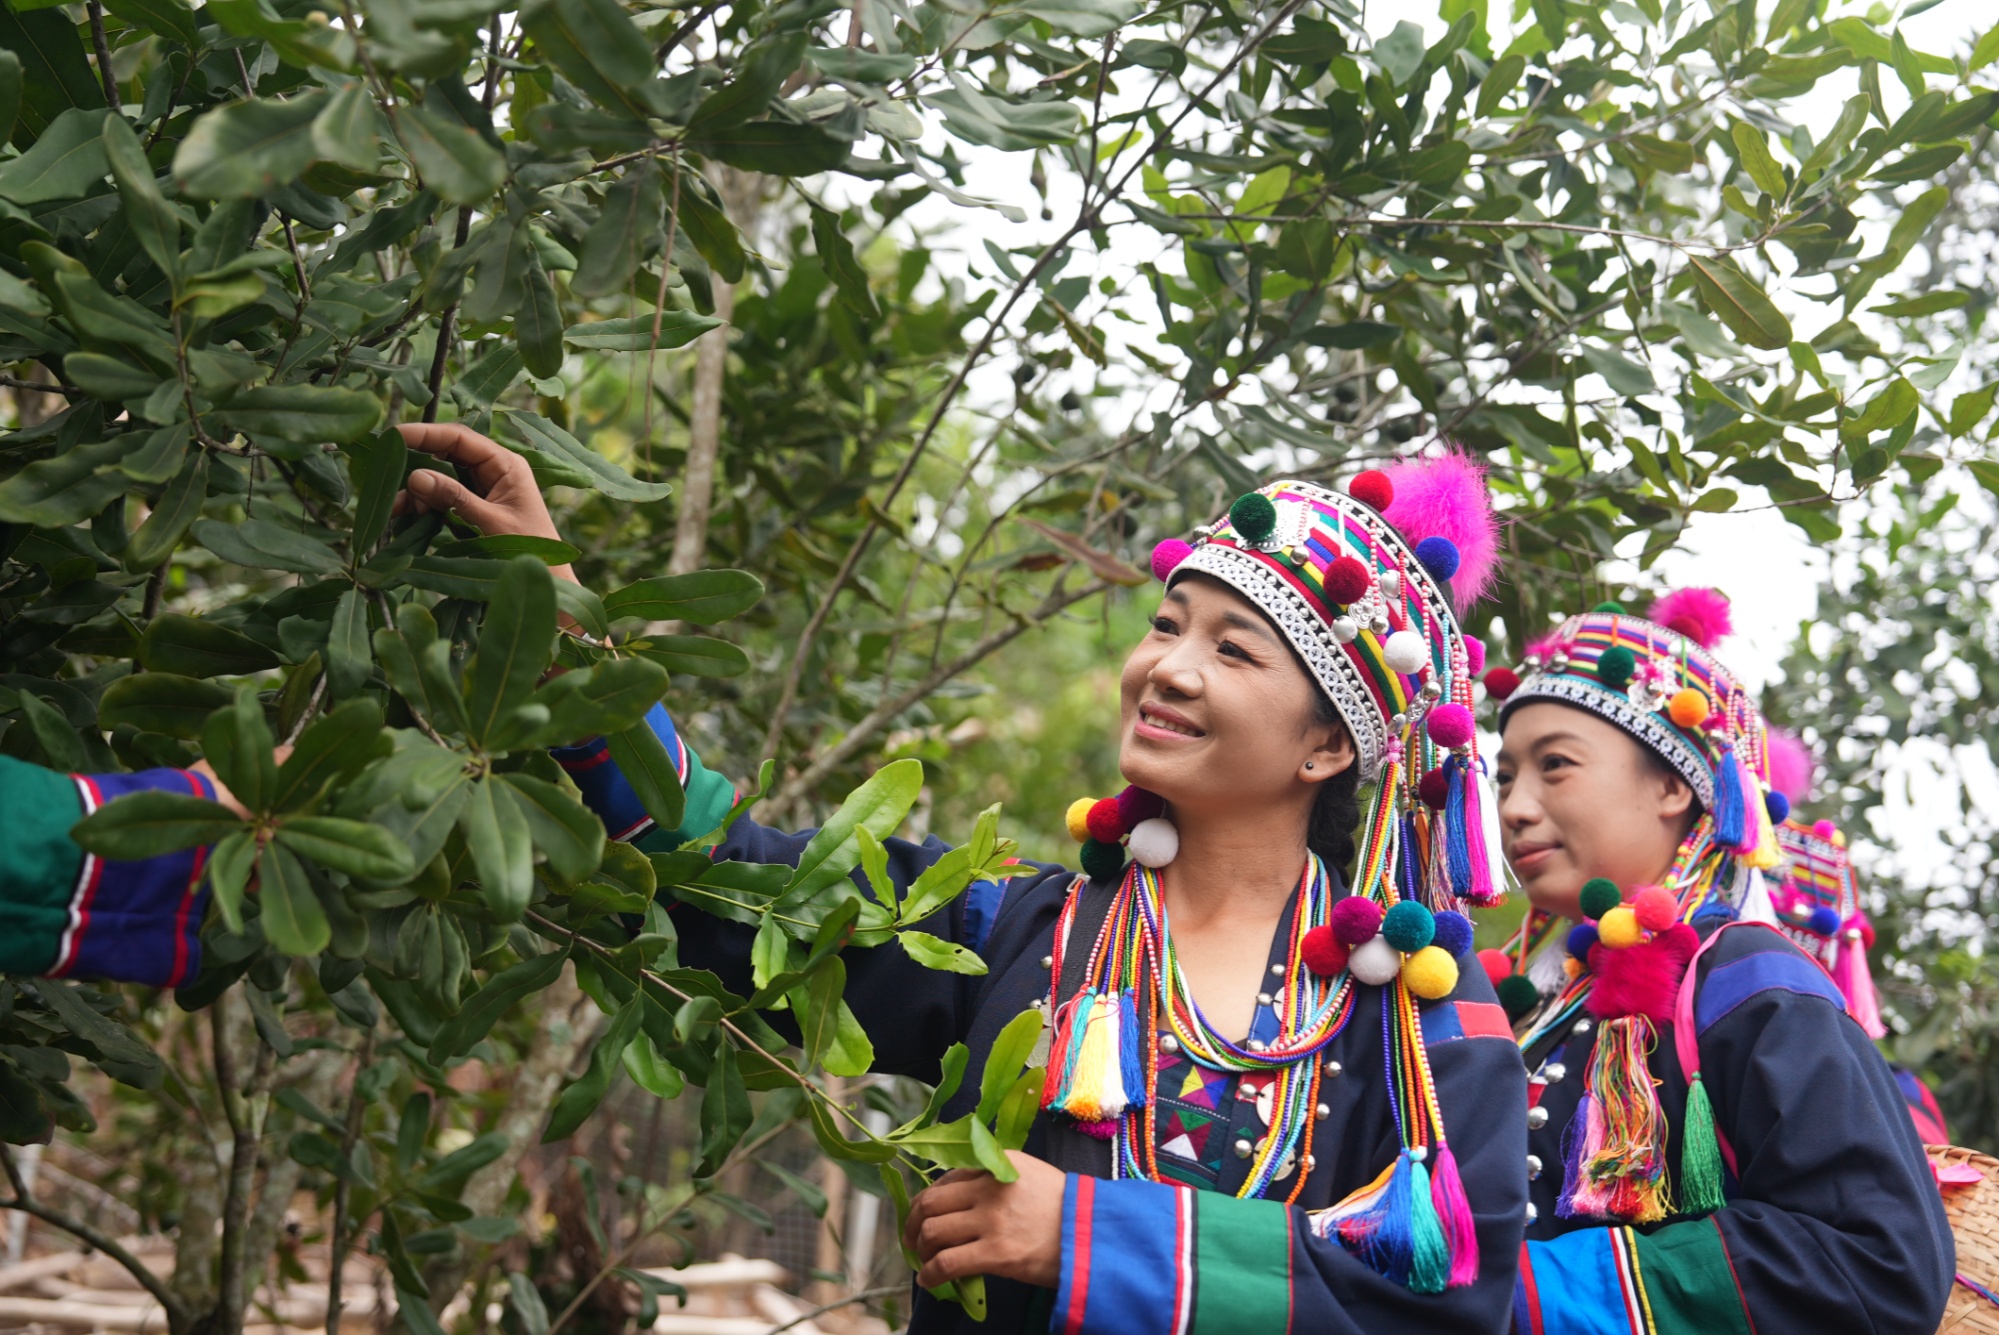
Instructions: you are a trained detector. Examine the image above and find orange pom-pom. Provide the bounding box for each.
[1667,689,1711,728]
[1631,886,1677,933]
[1563,957,1584,979]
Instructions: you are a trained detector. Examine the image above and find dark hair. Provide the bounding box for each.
[1305,684,1364,879]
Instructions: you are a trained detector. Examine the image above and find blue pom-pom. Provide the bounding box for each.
[1566,922,1599,961]
[1765,790,1790,824]
[1430,910,1474,957]
[1414,536,1461,582]
[1806,906,1841,937]
[1380,900,1436,952]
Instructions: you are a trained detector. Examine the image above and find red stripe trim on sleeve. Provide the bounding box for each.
[166,768,212,988]
[1455,1000,1513,1039]
[1064,1175,1095,1335]
[1517,1241,1545,1335]
[53,777,107,978]
[1712,1216,1761,1335]
[558,748,616,772]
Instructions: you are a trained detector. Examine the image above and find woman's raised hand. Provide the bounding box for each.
[394,423,576,584]
[903,1151,1066,1291]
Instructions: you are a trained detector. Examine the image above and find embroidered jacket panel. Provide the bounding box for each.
[1516,919,1952,1335]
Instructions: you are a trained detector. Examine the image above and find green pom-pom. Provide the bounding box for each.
[1593,600,1627,615]
[1596,644,1636,690]
[1380,900,1436,953]
[1579,877,1622,921]
[1496,974,1541,1021]
[1229,491,1278,545]
[1080,837,1127,882]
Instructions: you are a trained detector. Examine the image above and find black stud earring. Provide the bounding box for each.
[1304,761,1315,770]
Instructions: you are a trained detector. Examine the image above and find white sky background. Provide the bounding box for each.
[815,0,1998,888]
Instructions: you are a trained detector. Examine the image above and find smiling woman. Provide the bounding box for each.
[393,427,1531,1335]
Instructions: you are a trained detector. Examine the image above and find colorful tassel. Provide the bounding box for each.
[1441,757,1473,900]
[1342,1150,1420,1286]
[1041,991,1093,1112]
[1713,742,1750,852]
[1678,1072,1726,1214]
[1429,1144,1480,1288]
[1406,1157,1451,1295]
[1559,1015,1673,1224]
[1062,992,1126,1121]
[1836,920,1888,1039]
[1117,989,1148,1109]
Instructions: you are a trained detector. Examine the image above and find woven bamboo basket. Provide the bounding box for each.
[1934,1145,1999,1334]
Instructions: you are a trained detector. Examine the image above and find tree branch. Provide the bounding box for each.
[1,1147,192,1334]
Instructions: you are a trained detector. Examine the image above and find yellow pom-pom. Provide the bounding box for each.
[1831,830,1847,848]
[1401,946,1459,1000]
[1563,957,1584,979]
[1597,904,1643,948]
[1667,689,1711,728]
[1065,797,1097,843]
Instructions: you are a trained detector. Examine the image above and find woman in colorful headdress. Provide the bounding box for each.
[388,426,1529,1334]
[1481,591,1952,1335]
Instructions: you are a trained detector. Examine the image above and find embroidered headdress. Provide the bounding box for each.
[1488,588,1783,870]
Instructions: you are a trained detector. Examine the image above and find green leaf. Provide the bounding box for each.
[32,980,161,1089]
[498,410,673,503]
[806,47,916,84]
[561,312,724,352]
[69,787,241,859]
[518,0,656,120]
[207,830,257,933]
[219,384,383,445]
[688,31,808,137]
[272,697,389,811]
[313,82,387,174]
[632,635,750,677]
[1869,290,1970,318]
[810,205,878,319]
[568,157,662,300]
[496,772,605,883]
[533,656,668,743]
[1686,254,1792,351]
[759,1159,827,1217]
[193,518,343,575]
[543,1001,641,1141]
[1581,345,1656,396]
[97,672,233,739]
[346,429,408,557]
[275,816,418,882]
[992,1067,1045,1150]
[101,0,198,45]
[781,758,923,905]
[1948,387,1995,437]
[1730,120,1787,197]
[1476,52,1524,116]
[125,451,209,572]
[604,720,686,832]
[118,424,190,484]
[0,51,21,153]
[200,688,276,814]
[1973,25,1999,73]
[975,1007,1043,1125]
[695,1040,752,1174]
[1967,459,1999,499]
[675,186,746,285]
[898,930,988,975]
[0,437,133,527]
[174,94,328,198]
[691,120,850,176]
[464,555,555,744]
[141,614,281,677]
[0,2,100,144]
[18,691,83,770]
[0,108,109,204]
[103,116,180,283]
[398,103,507,206]
[603,569,764,624]
[428,947,569,1063]
[1690,487,1739,513]
[262,843,332,956]
[517,249,563,379]
[460,776,534,920]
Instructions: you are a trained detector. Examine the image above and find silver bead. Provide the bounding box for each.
[1380,570,1402,599]
[1316,1103,1331,1120]
[1527,1106,1549,1131]
[1271,962,1286,976]
[1572,1018,1593,1035]
[1421,677,1444,700]
[1233,1138,1253,1160]
[1525,1202,1539,1223]
[1550,654,1570,673]
[1246,1038,1267,1053]
[1332,616,1358,644]
[1526,1154,1542,1180]
[1391,712,1409,730]
[1325,1060,1343,1078]
[1040,955,1053,969]
[1542,1062,1567,1084]
[1302,1154,1316,1172]
[1371,614,1390,635]
[1160,1035,1180,1053]
[1256,992,1273,1007]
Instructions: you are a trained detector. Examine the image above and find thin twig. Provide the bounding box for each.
[324,1032,373,1335]
[282,674,329,746]
[142,564,168,622]
[85,0,119,108]
[1,1147,192,1333]
[0,375,81,398]
[656,0,725,62]
[764,1287,906,1335]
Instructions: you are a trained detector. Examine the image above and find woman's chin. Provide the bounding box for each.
[1116,744,1197,804]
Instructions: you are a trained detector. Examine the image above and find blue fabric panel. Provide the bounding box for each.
[1695,950,1846,1036]
[1521,1231,1631,1335]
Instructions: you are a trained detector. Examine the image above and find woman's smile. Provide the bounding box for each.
[1508,839,1561,874]
[1135,701,1206,741]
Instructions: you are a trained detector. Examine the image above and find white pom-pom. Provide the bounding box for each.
[1382,630,1428,674]
[1127,817,1179,868]
[1332,616,1358,644]
[1348,937,1402,986]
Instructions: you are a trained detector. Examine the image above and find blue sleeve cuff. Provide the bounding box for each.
[64,767,218,987]
[551,702,690,842]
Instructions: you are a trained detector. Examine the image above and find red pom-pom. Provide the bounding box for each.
[1302,925,1350,977]
[1587,923,1697,1024]
[1085,797,1126,843]
[1630,885,1677,933]
[1116,785,1165,828]
[1329,897,1383,946]
[1477,948,1513,988]
[1322,555,1371,605]
[1482,667,1520,699]
[1426,702,1476,749]
[1417,768,1451,809]
[1349,470,1394,511]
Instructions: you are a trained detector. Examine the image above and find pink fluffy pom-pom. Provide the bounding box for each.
[1151,539,1193,582]
[1381,448,1501,613]
[1648,587,1734,650]
[1766,728,1815,803]
[1426,703,1476,749]
[1076,1119,1119,1140]
[1464,635,1486,677]
[1523,635,1563,663]
[1587,923,1697,1024]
